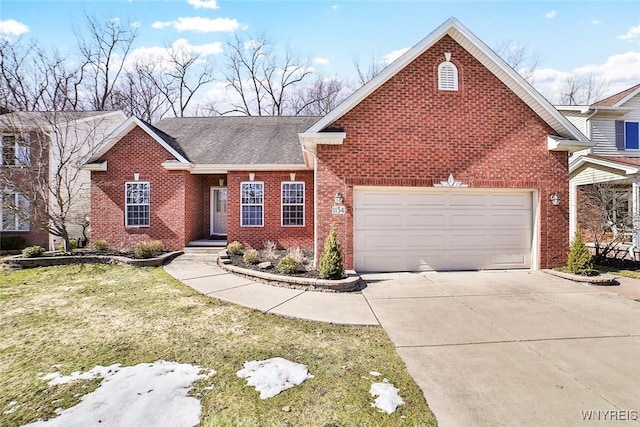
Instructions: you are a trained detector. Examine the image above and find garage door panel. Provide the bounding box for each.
[354,188,533,272]
[405,193,447,207]
[406,213,446,227]
[489,211,531,227]
[449,212,488,226]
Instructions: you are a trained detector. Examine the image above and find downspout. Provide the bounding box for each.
[583,108,599,153]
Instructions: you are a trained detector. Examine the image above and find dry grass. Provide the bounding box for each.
[0,265,436,426]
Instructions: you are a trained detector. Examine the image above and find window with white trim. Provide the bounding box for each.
[1,192,30,231]
[241,182,264,227]
[281,182,305,226]
[1,134,30,166]
[125,182,150,227]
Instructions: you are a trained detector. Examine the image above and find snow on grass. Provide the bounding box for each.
[26,361,216,427]
[236,357,313,399]
[370,378,404,414]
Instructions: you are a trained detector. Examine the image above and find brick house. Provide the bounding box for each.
[1,110,126,249]
[85,18,589,272]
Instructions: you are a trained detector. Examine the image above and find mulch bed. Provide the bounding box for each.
[229,251,320,279]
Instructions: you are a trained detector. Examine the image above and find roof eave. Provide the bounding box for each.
[162,162,311,174]
[547,136,594,153]
[569,155,640,175]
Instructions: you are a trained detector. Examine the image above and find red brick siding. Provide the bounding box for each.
[91,127,189,250]
[316,35,569,269]
[227,170,314,250]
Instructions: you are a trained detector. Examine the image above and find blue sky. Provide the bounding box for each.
[2,0,640,105]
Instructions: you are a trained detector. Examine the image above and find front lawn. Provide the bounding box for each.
[595,264,640,280]
[0,265,436,426]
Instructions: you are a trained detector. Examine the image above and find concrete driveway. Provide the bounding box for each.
[361,271,640,427]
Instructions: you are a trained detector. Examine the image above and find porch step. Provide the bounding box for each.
[183,246,224,255]
[184,239,227,255]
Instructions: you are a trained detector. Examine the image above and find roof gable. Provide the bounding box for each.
[304,17,587,142]
[89,116,190,164]
[591,83,640,108]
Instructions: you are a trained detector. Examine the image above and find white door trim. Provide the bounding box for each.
[210,186,227,235]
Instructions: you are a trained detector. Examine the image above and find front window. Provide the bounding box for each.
[1,193,30,231]
[1,134,30,166]
[241,182,264,227]
[625,122,639,150]
[281,182,305,226]
[125,182,150,227]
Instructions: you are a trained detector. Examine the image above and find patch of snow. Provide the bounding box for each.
[369,371,382,377]
[26,360,216,427]
[370,379,404,414]
[236,357,313,399]
[41,363,122,386]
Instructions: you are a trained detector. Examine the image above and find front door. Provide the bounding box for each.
[210,187,227,236]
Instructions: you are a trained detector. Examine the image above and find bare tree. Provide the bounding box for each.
[291,75,347,116]
[109,63,172,122]
[494,40,539,84]
[0,39,83,111]
[0,112,118,251]
[76,14,138,111]
[352,53,386,86]
[577,181,634,259]
[559,73,609,105]
[216,34,314,116]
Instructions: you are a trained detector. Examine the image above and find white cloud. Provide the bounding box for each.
[331,5,339,10]
[126,39,223,71]
[313,57,330,65]
[188,0,219,9]
[532,51,640,102]
[618,24,640,41]
[545,10,557,19]
[382,47,410,65]
[590,19,602,26]
[131,21,142,29]
[152,17,239,33]
[0,19,30,36]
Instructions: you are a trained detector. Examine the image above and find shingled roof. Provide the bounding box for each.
[155,116,320,165]
[591,83,640,107]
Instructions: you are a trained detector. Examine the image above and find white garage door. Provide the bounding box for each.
[354,188,533,272]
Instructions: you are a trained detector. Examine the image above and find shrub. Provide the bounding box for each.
[567,232,593,275]
[318,227,345,280]
[243,248,260,265]
[262,240,279,261]
[1,235,26,250]
[134,240,165,259]
[22,245,45,258]
[277,254,300,274]
[227,241,244,255]
[56,239,78,251]
[93,239,109,251]
[288,246,310,270]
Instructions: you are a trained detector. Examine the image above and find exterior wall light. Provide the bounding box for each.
[550,193,560,205]
[334,192,343,204]
[249,173,255,181]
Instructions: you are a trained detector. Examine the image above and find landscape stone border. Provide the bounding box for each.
[543,269,618,286]
[2,251,183,270]
[217,249,363,292]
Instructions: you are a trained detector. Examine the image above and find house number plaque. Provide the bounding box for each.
[332,206,346,215]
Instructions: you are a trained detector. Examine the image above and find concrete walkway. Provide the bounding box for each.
[163,253,379,325]
[164,254,640,427]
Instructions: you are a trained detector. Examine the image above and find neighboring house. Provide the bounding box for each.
[559,84,640,248]
[0,110,126,249]
[84,18,589,272]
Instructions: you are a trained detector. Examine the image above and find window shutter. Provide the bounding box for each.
[615,120,625,150]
